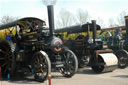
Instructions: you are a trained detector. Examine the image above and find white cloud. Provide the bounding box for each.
[0,0,41,2]
[83,0,127,2]
[0,0,128,28]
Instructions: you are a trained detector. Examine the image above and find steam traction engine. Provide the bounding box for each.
[0,17,78,82]
[99,16,128,69]
[55,20,118,73]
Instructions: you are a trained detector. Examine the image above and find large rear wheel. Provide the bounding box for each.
[60,49,78,78]
[0,40,16,78]
[115,49,128,69]
[31,51,51,82]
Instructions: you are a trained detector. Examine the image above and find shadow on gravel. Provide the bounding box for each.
[1,71,68,84]
[1,72,41,84]
[112,75,128,78]
[76,67,98,75]
[51,75,67,79]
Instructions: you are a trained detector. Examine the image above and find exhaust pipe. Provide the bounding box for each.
[92,20,97,44]
[125,16,128,38]
[47,5,55,36]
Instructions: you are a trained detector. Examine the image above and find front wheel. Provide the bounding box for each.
[91,55,104,73]
[31,51,51,82]
[60,49,78,78]
[91,65,104,73]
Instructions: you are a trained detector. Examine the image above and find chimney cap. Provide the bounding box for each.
[91,20,96,23]
[125,16,128,19]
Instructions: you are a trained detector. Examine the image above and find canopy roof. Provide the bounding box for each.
[0,17,45,30]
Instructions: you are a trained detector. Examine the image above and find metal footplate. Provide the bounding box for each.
[99,53,118,72]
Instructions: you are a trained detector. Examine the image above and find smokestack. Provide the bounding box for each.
[47,5,55,36]
[92,20,97,44]
[125,16,128,38]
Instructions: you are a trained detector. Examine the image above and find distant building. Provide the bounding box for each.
[101,26,125,31]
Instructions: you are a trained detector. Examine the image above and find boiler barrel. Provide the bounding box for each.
[55,25,82,33]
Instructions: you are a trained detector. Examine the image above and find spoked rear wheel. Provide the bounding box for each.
[31,51,51,82]
[60,49,78,78]
[0,40,16,77]
[115,50,128,69]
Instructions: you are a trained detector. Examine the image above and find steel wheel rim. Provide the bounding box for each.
[117,52,128,67]
[60,50,76,76]
[0,41,12,75]
[32,53,48,80]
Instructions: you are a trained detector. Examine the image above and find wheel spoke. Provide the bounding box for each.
[31,52,50,82]
[1,62,7,67]
[116,50,128,68]
[60,49,78,78]
[0,40,16,78]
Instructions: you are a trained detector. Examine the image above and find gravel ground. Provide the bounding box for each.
[0,67,128,85]
[0,68,128,85]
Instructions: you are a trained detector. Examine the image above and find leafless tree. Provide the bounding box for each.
[76,8,90,24]
[108,18,118,28]
[117,11,128,26]
[96,17,105,28]
[0,15,18,24]
[55,8,76,28]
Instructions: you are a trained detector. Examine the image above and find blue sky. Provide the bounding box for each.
[0,0,128,27]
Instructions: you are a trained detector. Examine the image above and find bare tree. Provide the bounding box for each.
[55,8,76,28]
[96,17,105,28]
[117,11,128,26]
[108,18,118,28]
[0,15,18,24]
[76,8,90,24]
